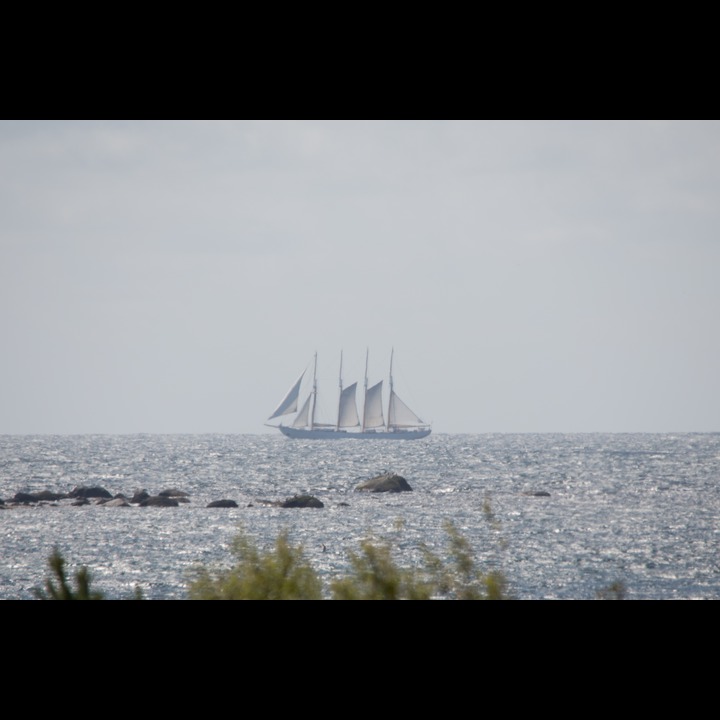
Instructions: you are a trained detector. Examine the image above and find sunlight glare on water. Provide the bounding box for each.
[2,433,719,599]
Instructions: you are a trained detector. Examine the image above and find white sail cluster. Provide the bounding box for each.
[266,351,430,439]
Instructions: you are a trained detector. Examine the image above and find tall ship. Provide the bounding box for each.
[266,350,431,440]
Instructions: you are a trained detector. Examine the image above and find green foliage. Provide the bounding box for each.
[331,520,509,600]
[423,520,509,600]
[331,536,434,600]
[35,521,510,600]
[187,529,323,600]
[34,547,143,600]
[34,547,105,600]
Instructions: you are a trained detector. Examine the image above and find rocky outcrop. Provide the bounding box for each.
[12,493,35,504]
[355,473,413,493]
[69,485,113,500]
[256,494,324,508]
[281,495,324,508]
[158,489,190,503]
[1,484,327,509]
[159,488,189,498]
[139,495,179,507]
[13,490,68,503]
[101,497,131,507]
[207,499,238,508]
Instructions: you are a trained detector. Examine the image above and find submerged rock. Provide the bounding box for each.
[355,473,413,493]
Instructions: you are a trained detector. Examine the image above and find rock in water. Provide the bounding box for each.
[139,496,179,507]
[207,499,239,508]
[280,495,324,508]
[355,473,413,493]
[101,497,131,507]
[69,485,113,499]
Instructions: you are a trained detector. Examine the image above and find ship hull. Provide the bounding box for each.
[278,426,431,440]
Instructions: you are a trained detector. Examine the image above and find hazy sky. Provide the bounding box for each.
[1,120,718,434]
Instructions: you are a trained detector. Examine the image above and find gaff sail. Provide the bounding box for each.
[363,381,385,429]
[337,382,360,428]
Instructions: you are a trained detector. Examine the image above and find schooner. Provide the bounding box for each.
[266,350,431,439]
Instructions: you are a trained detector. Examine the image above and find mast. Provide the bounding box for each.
[361,348,369,432]
[387,348,394,431]
[336,350,343,431]
[310,352,318,430]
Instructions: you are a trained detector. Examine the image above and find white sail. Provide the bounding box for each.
[337,382,360,428]
[388,389,426,428]
[292,393,313,428]
[267,351,430,440]
[363,381,385,429]
[268,371,305,420]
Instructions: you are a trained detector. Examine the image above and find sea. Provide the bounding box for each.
[1,432,719,600]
